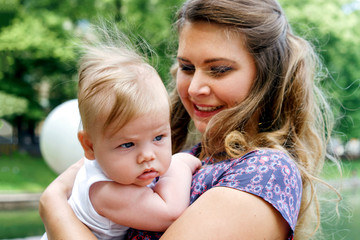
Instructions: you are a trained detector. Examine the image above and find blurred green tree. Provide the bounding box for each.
[0,0,182,152]
[281,0,360,140]
[0,1,77,150]
[0,91,28,118]
[0,0,359,153]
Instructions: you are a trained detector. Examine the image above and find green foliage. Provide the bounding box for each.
[0,0,182,124]
[0,0,18,28]
[281,0,360,140]
[0,91,28,117]
[116,0,181,84]
[0,5,78,122]
[0,0,359,140]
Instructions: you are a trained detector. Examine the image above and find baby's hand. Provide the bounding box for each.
[171,153,201,174]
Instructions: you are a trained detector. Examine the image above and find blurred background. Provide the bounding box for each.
[0,0,359,239]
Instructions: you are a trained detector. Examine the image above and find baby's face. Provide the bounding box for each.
[91,109,172,187]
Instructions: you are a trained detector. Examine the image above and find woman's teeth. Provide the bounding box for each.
[195,105,222,112]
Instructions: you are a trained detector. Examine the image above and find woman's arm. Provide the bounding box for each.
[160,186,290,240]
[39,159,97,240]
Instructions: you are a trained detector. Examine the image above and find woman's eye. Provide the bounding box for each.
[210,66,233,77]
[154,135,163,142]
[119,142,134,149]
[179,63,195,74]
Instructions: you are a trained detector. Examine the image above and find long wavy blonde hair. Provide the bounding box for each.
[169,0,340,239]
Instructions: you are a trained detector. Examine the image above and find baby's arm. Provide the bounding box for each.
[151,152,201,218]
[90,153,201,231]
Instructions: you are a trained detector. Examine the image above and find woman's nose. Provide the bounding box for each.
[188,71,210,97]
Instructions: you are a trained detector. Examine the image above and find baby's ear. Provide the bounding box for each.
[78,131,95,160]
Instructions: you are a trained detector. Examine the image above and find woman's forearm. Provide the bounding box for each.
[39,187,97,240]
[39,159,97,240]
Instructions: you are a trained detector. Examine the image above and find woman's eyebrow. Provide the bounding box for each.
[177,57,236,64]
[204,58,236,64]
[177,57,190,62]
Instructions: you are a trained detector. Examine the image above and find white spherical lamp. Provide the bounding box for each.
[40,99,84,174]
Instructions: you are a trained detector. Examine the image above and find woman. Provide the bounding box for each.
[39,0,338,239]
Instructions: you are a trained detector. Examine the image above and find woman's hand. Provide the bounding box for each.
[39,158,97,240]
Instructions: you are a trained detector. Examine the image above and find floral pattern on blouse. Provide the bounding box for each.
[126,144,302,240]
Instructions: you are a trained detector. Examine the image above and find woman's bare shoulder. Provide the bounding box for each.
[161,186,290,240]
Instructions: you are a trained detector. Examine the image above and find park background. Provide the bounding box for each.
[0,0,360,239]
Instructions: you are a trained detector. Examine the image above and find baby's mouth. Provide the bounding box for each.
[137,169,158,180]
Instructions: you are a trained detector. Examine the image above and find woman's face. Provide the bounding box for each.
[176,22,257,133]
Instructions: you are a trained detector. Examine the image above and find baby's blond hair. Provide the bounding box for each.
[77,26,169,136]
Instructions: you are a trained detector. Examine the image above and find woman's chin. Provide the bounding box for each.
[193,120,208,134]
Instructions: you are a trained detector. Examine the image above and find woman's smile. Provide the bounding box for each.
[176,21,256,133]
[193,103,224,118]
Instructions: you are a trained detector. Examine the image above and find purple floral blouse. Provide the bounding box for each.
[126,144,302,240]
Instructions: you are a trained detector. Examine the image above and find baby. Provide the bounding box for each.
[41,32,200,240]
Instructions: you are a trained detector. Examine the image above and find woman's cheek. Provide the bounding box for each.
[176,74,190,99]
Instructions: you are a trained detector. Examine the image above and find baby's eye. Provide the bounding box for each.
[153,135,163,142]
[210,66,233,77]
[119,142,134,149]
[179,63,195,74]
